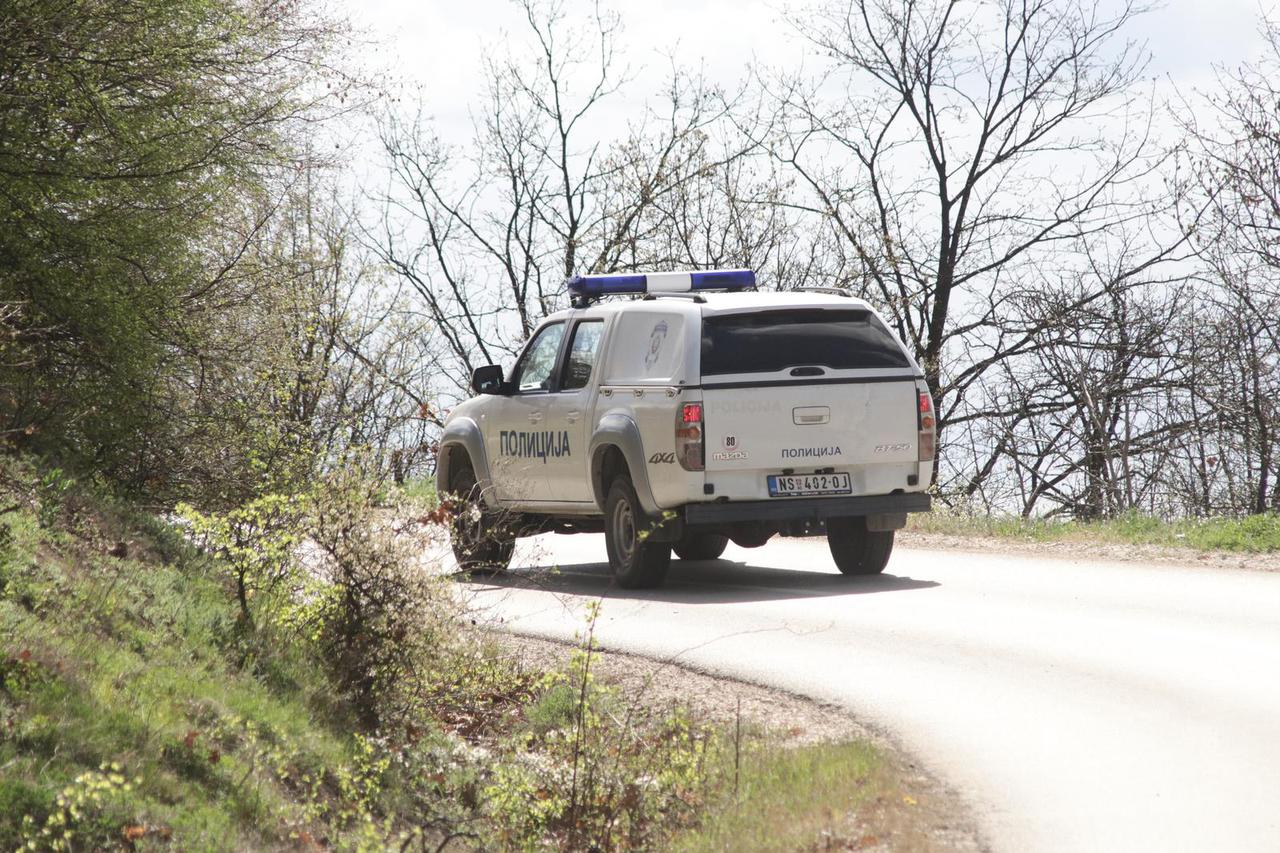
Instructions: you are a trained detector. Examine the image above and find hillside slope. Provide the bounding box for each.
[0,460,430,849]
[1,458,927,852]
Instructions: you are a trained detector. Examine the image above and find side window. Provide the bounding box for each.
[510,322,565,392]
[561,320,604,391]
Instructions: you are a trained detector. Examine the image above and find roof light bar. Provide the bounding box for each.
[566,269,756,299]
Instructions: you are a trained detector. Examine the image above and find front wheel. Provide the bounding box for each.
[449,461,515,574]
[673,533,729,561]
[604,477,670,589]
[827,517,894,576]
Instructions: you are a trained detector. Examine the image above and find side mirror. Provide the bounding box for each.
[472,364,506,395]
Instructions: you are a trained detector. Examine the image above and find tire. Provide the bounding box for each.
[827,517,894,576]
[729,529,773,549]
[448,460,515,574]
[604,476,671,589]
[673,532,729,561]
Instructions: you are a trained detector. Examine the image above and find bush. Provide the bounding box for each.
[486,626,716,850]
[0,0,344,490]
[307,462,452,731]
[178,493,312,635]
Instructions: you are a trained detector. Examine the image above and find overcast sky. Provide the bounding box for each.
[342,0,1275,146]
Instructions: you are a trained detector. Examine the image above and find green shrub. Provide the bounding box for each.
[1,455,898,851]
[35,468,73,530]
[525,681,585,735]
[482,628,717,851]
[308,461,452,731]
[177,493,313,634]
[17,765,139,852]
[0,779,49,850]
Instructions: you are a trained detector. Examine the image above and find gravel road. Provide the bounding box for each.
[458,533,1280,853]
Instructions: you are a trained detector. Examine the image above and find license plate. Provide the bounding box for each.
[767,472,852,497]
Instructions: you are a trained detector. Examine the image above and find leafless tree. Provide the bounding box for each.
[752,0,1177,465]
[367,0,773,400]
[130,166,439,505]
[1177,16,1280,514]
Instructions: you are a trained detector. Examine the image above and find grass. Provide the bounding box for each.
[522,680,586,736]
[398,477,437,504]
[908,509,1280,553]
[0,478,387,849]
[675,739,884,852]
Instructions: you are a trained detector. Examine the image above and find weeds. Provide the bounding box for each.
[482,606,721,850]
[35,467,73,529]
[177,492,311,631]
[18,764,140,851]
[673,740,881,852]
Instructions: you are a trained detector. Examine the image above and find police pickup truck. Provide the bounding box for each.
[436,269,934,588]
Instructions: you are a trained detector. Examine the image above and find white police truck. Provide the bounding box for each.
[436,270,934,588]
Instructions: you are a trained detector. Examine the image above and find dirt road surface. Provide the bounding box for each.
[457,533,1280,853]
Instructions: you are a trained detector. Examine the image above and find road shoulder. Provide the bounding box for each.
[898,530,1280,572]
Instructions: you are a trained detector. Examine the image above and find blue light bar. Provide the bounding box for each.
[689,269,756,291]
[566,269,756,298]
[565,273,648,297]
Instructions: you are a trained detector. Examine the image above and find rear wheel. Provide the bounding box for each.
[673,533,729,561]
[449,460,514,574]
[604,476,671,589]
[827,517,894,575]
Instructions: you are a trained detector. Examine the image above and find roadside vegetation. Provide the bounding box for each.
[673,741,881,853]
[0,456,904,849]
[909,510,1280,554]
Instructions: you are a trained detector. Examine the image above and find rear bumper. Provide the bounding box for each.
[683,491,930,525]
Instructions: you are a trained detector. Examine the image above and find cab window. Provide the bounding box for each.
[561,320,604,391]
[511,322,565,392]
[701,309,910,374]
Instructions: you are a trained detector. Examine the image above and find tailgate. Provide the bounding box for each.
[703,379,919,473]
[696,304,923,500]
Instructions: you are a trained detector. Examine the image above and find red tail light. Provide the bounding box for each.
[676,401,705,471]
[919,391,935,431]
[918,390,936,462]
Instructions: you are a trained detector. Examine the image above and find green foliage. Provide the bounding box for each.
[34,468,74,529]
[2,455,900,850]
[0,459,402,848]
[484,621,719,851]
[0,0,344,497]
[1184,513,1280,552]
[308,460,452,729]
[18,764,139,852]
[524,681,586,736]
[177,493,314,630]
[398,478,439,504]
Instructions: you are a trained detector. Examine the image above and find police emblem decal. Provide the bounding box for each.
[644,320,668,368]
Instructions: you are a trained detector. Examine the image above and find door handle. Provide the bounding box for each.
[528,412,543,424]
[566,410,581,424]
